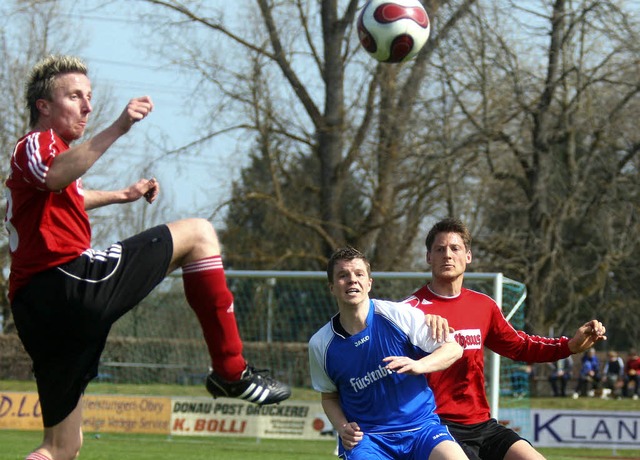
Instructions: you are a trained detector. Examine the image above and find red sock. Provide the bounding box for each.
[182,256,246,381]
[26,453,51,460]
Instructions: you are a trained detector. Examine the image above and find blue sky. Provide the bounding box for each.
[81,12,193,145]
[75,1,238,222]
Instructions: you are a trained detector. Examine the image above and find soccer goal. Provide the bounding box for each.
[94,270,527,421]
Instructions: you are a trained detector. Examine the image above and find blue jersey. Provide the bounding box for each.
[309,298,443,433]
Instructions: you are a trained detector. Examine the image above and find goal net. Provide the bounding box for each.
[91,270,528,421]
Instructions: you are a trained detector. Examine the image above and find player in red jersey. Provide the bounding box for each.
[6,55,290,460]
[403,217,607,460]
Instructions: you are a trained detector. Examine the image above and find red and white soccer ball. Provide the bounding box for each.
[357,0,430,63]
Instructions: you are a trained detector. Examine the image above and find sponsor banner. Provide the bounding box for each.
[497,408,532,440]
[0,392,43,431]
[0,392,172,434]
[170,397,334,440]
[83,394,172,434]
[532,409,640,449]
[0,392,330,440]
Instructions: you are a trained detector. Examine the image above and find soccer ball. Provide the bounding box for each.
[357,0,430,63]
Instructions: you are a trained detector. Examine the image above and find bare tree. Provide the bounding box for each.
[436,1,640,343]
[137,0,479,269]
[135,0,639,346]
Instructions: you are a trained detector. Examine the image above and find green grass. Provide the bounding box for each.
[2,380,640,459]
[4,378,636,408]
[3,430,639,460]
[0,430,338,460]
[0,379,319,400]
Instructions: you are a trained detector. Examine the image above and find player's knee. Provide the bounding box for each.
[193,217,216,234]
[171,218,219,248]
[190,218,219,250]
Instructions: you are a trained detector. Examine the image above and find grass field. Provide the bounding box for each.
[2,380,639,459]
[3,429,639,460]
[1,430,339,460]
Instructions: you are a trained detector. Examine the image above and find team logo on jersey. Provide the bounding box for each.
[354,335,370,347]
[453,329,482,349]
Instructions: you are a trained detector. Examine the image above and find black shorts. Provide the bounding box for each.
[11,225,173,427]
[442,418,526,460]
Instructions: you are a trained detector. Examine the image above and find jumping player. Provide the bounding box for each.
[309,247,468,460]
[403,218,607,460]
[6,55,290,460]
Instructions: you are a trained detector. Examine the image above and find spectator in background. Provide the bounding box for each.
[573,348,601,398]
[548,356,574,397]
[603,351,625,399]
[623,348,640,400]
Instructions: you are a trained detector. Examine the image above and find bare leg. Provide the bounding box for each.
[28,398,83,460]
[428,440,468,460]
[504,440,546,460]
[166,218,221,273]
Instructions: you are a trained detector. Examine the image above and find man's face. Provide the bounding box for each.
[329,258,372,308]
[38,72,92,143]
[427,231,472,281]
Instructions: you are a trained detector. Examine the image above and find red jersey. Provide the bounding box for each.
[5,130,91,301]
[404,284,571,424]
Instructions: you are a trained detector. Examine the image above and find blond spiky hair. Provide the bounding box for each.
[25,55,88,127]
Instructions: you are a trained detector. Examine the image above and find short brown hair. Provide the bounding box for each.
[425,218,472,253]
[25,55,88,127]
[326,247,371,282]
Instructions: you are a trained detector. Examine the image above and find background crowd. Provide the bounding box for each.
[544,348,640,400]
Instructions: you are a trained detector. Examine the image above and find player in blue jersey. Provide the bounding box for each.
[309,247,468,459]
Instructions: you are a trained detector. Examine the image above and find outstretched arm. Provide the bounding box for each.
[46,96,154,191]
[384,341,463,375]
[84,177,159,210]
[568,320,607,354]
[321,392,363,451]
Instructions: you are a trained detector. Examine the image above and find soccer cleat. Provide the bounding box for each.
[206,365,291,405]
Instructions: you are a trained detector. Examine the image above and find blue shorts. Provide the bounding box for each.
[339,422,457,459]
[11,225,173,427]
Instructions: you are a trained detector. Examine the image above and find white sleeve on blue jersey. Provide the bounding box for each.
[372,298,443,353]
[308,322,338,393]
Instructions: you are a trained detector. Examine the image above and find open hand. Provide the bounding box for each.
[425,314,452,342]
[383,356,425,375]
